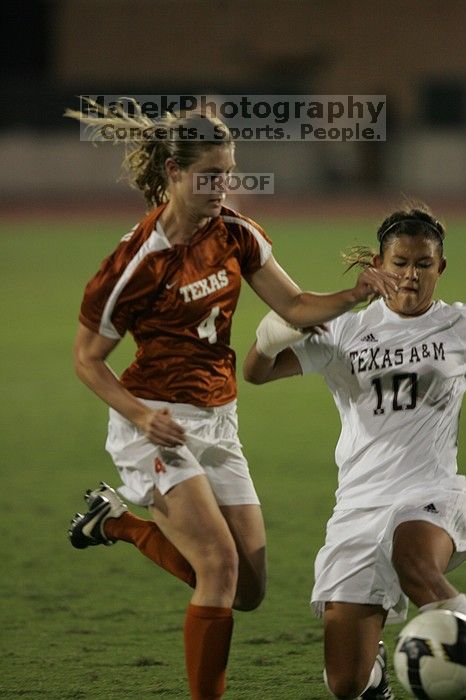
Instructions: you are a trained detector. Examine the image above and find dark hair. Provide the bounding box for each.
[343,204,446,271]
[377,207,445,256]
[64,99,234,208]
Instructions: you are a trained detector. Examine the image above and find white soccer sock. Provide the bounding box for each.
[419,592,466,615]
[323,668,333,696]
[362,660,382,693]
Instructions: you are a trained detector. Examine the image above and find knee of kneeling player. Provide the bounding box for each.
[325,668,369,699]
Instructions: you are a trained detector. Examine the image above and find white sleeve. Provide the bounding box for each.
[292,320,337,374]
[451,303,466,364]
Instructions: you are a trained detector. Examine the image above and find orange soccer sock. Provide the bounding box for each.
[184,604,234,700]
[104,512,196,587]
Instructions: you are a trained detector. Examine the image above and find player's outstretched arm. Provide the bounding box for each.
[247,255,398,327]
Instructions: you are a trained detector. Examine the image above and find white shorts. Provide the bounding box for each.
[311,488,466,624]
[105,399,260,508]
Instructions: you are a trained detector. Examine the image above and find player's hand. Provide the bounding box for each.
[352,267,399,302]
[138,408,186,447]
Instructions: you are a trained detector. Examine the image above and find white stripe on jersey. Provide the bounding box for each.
[222,215,272,266]
[99,222,170,339]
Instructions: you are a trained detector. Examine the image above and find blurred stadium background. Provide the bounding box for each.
[1,2,465,699]
[2,0,466,208]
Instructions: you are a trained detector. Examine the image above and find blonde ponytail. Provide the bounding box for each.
[64,98,232,208]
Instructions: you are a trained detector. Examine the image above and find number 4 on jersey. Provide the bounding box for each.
[197,306,220,344]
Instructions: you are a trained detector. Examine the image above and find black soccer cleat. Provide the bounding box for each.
[361,641,394,700]
[68,481,127,549]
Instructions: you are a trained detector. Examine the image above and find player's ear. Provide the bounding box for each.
[373,253,383,269]
[165,157,181,182]
[438,257,447,275]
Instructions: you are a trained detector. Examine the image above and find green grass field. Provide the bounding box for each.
[1,213,465,699]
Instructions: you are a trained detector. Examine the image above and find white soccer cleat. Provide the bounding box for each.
[68,482,127,549]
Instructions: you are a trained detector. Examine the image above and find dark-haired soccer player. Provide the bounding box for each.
[244,206,466,700]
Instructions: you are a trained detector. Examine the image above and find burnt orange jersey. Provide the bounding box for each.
[79,205,272,406]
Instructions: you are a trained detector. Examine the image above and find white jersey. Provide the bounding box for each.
[292,299,466,509]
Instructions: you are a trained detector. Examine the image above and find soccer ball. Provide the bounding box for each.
[394,610,466,699]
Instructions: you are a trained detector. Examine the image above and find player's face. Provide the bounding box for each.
[174,144,236,219]
[376,234,446,316]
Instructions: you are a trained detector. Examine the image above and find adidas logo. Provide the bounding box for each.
[360,333,378,342]
[423,503,439,514]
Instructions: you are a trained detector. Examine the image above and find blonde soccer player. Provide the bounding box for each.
[66,102,397,700]
[244,205,466,700]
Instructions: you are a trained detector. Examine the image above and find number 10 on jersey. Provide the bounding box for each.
[371,373,418,415]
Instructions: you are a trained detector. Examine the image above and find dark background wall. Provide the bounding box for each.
[2,0,465,200]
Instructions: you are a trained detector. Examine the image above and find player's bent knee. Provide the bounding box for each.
[233,563,267,611]
[195,545,239,586]
[325,669,368,700]
[327,681,366,699]
[233,579,266,611]
[244,584,266,611]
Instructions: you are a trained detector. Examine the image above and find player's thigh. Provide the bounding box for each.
[220,504,266,569]
[148,475,238,571]
[221,504,267,607]
[324,602,386,683]
[392,520,454,574]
